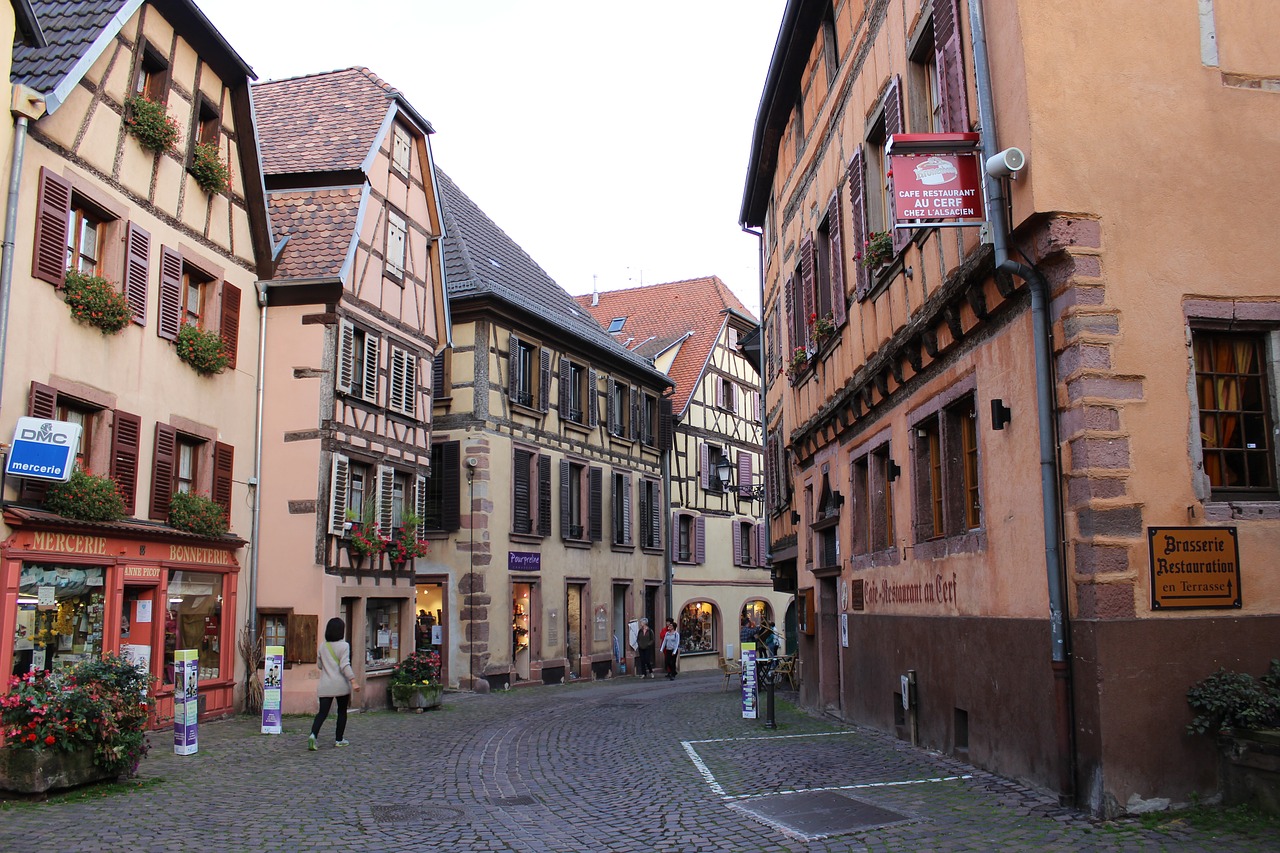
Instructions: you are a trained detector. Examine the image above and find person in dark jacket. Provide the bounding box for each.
[635,618,655,679]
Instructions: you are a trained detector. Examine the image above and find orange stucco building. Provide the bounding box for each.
[742,0,1280,816]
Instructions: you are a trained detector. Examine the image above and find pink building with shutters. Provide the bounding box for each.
[0,0,272,727]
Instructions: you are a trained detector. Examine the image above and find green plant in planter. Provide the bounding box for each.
[387,511,430,564]
[189,141,231,194]
[176,322,232,376]
[123,95,179,153]
[1187,660,1280,735]
[858,230,894,269]
[43,469,126,521]
[168,490,228,537]
[63,270,132,334]
[389,649,442,703]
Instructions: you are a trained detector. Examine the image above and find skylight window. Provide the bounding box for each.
[607,317,626,333]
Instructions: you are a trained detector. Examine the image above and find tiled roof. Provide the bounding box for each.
[268,188,363,280]
[437,168,669,387]
[253,67,399,175]
[574,278,756,416]
[12,0,131,97]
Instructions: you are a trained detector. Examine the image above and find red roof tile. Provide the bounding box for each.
[574,277,756,416]
[268,188,363,279]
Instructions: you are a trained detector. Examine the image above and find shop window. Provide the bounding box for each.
[365,599,401,672]
[11,564,106,676]
[164,570,223,683]
[851,443,895,555]
[391,124,411,177]
[386,209,406,279]
[337,319,380,403]
[1192,331,1277,497]
[638,478,662,550]
[677,601,716,655]
[911,393,982,540]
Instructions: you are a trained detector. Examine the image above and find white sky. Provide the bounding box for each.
[196,0,785,317]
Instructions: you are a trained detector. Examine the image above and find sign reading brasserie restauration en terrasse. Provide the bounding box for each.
[1148,526,1241,609]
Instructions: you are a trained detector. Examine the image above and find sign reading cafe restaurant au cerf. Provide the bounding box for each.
[887,132,986,228]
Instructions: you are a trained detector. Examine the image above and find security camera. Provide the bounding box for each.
[985,147,1026,178]
[465,457,479,468]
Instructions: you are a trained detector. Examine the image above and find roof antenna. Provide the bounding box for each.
[591,274,598,307]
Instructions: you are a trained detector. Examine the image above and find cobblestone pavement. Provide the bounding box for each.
[1,671,1274,852]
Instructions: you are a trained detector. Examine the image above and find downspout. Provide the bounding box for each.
[662,423,673,620]
[968,0,1075,805]
[245,280,269,702]
[742,223,769,564]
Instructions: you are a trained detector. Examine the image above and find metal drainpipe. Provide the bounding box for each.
[245,281,269,701]
[0,114,34,412]
[968,0,1075,804]
[742,225,769,561]
[662,435,673,620]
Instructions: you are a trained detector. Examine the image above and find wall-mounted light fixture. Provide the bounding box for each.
[991,399,1012,430]
[887,460,901,482]
[790,511,801,525]
[714,454,734,491]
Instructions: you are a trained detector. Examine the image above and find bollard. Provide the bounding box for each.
[764,660,777,730]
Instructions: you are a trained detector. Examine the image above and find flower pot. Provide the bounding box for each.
[1218,728,1280,816]
[0,747,115,794]
[392,684,442,712]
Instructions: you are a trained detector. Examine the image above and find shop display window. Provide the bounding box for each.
[12,564,106,676]
[164,570,223,683]
[678,601,717,655]
[365,599,401,671]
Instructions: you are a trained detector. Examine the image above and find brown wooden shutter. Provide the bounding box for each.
[886,76,910,256]
[32,168,71,285]
[559,460,571,539]
[588,466,603,542]
[286,614,318,664]
[650,482,662,549]
[513,448,531,534]
[507,332,519,400]
[149,423,176,520]
[20,382,58,503]
[587,368,598,427]
[432,351,447,400]
[732,521,743,566]
[848,147,869,300]
[439,440,460,532]
[671,512,679,560]
[537,454,552,536]
[738,451,753,498]
[800,232,816,350]
[764,438,776,510]
[827,192,847,328]
[124,222,150,325]
[658,396,673,451]
[784,273,797,362]
[557,356,570,417]
[756,523,768,567]
[699,442,710,490]
[934,0,970,133]
[694,515,706,564]
[220,283,241,370]
[157,246,182,340]
[622,473,632,545]
[538,348,551,412]
[110,410,142,515]
[606,377,617,432]
[213,441,234,523]
[628,386,639,441]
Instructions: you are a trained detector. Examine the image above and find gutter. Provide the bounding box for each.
[968,0,1075,806]
[743,224,769,571]
[245,280,270,700]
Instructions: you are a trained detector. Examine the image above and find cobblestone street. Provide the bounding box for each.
[0,672,1273,852]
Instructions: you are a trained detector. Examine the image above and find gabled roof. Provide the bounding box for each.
[253,66,432,177]
[12,0,255,113]
[437,168,670,388]
[267,187,364,281]
[574,277,757,417]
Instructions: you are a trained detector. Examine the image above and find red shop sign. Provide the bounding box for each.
[890,151,986,224]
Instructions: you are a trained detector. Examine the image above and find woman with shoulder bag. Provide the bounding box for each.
[309,617,361,750]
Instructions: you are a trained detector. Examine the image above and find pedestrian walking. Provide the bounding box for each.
[635,618,655,678]
[659,619,680,680]
[309,617,360,750]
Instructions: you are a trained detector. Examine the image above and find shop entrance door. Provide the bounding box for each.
[120,584,159,687]
[611,584,627,674]
[512,581,534,682]
[566,583,584,679]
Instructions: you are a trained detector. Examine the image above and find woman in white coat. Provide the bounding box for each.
[308,617,360,750]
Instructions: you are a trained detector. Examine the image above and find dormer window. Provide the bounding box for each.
[392,125,411,176]
[607,317,625,333]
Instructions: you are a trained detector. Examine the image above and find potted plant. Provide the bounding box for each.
[176,322,232,376]
[168,490,228,537]
[858,230,893,270]
[388,649,443,711]
[810,311,836,341]
[42,469,126,522]
[123,94,179,154]
[0,653,153,793]
[1187,660,1280,814]
[343,506,387,571]
[62,270,132,334]
[189,141,231,194]
[386,511,430,570]
[787,346,809,380]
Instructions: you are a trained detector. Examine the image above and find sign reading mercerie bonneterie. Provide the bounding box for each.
[1148,526,1241,609]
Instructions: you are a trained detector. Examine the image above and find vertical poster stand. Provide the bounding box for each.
[173,649,199,755]
[261,645,284,734]
[741,642,758,719]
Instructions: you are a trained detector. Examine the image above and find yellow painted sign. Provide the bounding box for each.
[1148,527,1241,609]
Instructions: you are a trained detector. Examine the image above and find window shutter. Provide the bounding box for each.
[622,473,632,545]
[537,454,552,536]
[699,442,710,490]
[286,614,318,664]
[607,377,617,432]
[638,480,649,545]
[402,350,418,417]
[658,396,674,451]
[886,76,910,256]
[538,348,551,412]
[738,451,753,498]
[757,523,768,567]
[32,167,72,285]
[827,192,847,328]
[124,222,150,325]
[149,423,176,521]
[784,274,796,361]
[559,460,571,539]
[800,232,816,350]
[439,441,461,532]
[507,332,519,399]
[432,351,447,400]
[220,283,241,370]
[415,471,429,527]
[20,383,58,503]
[158,246,182,340]
[934,0,970,133]
[716,376,725,408]
[650,482,662,549]
[588,466,603,542]
[328,453,349,534]
[587,368,598,427]
[513,449,532,533]
[558,357,570,416]
[628,386,639,441]
[361,334,379,403]
[732,521,742,566]
[377,464,395,534]
[389,347,411,415]
[110,409,141,515]
[848,147,869,300]
[213,441,234,523]
[671,512,679,560]
[694,515,706,564]
[764,438,776,510]
[337,319,355,394]
[765,311,774,376]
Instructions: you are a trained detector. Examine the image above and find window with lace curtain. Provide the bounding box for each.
[1192,331,1276,497]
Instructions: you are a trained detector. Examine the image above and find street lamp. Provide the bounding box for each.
[714,455,734,492]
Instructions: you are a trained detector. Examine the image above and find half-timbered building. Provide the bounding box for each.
[577,278,791,672]
[0,0,272,725]
[252,67,447,711]
[428,168,671,690]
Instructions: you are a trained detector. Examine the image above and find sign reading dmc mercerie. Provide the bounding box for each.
[887,132,986,227]
[1148,527,1241,609]
[5,417,82,482]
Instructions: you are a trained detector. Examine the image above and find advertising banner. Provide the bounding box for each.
[890,152,985,224]
[173,649,199,755]
[741,642,758,720]
[4,417,82,482]
[261,645,284,734]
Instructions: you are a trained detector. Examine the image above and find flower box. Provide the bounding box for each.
[0,747,115,793]
[391,684,443,712]
[1218,728,1280,816]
